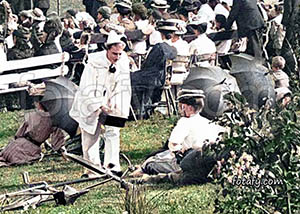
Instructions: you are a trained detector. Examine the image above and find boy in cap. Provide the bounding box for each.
[131,88,224,178]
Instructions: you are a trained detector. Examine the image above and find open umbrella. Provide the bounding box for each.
[230,54,275,109]
[40,76,78,138]
[182,66,239,119]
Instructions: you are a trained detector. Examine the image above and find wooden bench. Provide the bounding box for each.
[0,52,70,94]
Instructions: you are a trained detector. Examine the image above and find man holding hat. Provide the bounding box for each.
[70,30,131,178]
[131,88,224,177]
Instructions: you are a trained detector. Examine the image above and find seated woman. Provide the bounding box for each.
[0,102,65,167]
[131,88,225,177]
[188,20,217,67]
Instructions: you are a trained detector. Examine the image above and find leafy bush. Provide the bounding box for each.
[213,93,300,214]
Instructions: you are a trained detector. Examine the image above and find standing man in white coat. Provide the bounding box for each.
[70,31,131,178]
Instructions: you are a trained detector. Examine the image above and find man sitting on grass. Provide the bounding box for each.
[131,88,225,184]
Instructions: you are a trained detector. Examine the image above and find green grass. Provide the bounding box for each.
[0,111,219,214]
[0,1,219,213]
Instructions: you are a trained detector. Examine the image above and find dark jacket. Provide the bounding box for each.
[225,0,264,37]
[281,0,300,27]
[34,0,50,9]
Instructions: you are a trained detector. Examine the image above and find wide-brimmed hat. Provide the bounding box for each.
[188,19,207,34]
[105,30,126,47]
[156,19,178,32]
[30,8,46,21]
[168,19,187,35]
[177,88,205,103]
[115,0,132,9]
[151,0,170,9]
[182,0,200,12]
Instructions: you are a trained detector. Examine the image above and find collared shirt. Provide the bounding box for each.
[69,50,131,134]
[168,113,225,152]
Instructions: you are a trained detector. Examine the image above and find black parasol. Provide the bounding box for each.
[230,54,276,109]
[40,76,78,138]
[182,66,239,119]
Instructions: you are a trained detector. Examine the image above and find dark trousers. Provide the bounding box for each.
[245,29,263,59]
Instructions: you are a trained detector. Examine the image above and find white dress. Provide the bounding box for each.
[189,34,217,67]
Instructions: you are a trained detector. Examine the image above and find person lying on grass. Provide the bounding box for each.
[130,88,225,184]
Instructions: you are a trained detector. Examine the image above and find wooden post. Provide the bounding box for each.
[57,0,60,16]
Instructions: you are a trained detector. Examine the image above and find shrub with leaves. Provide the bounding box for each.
[213,92,300,214]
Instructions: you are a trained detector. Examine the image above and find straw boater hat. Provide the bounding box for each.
[156,19,179,31]
[177,88,206,104]
[168,19,187,35]
[151,0,170,9]
[188,19,208,34]
[182,0,200,12]
[115,0,132,9]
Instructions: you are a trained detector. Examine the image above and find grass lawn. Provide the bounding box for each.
[0,110,219,214]
[0,1,219,213]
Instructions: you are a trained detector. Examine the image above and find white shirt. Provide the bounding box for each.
[189,33,216,67]
[132,20,149,54]
[172,38,190,56]
[69,50,131,135]
[214,3,229,18]
[168,113,224,152]
[149,29,162,46]
[197,4,216,23]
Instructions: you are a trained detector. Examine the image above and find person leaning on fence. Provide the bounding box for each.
[69,30,131,178]
[130,88,225,178]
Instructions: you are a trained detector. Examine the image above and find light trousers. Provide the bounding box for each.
[81,124,121,172]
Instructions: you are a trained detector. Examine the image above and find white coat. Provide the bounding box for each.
[69,50,131,135]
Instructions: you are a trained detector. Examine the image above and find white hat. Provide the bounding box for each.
[275,87,292,101]
[105,30,126,47]
[115,0,132,9]
[151,0,170,9]
[168,19,187,35]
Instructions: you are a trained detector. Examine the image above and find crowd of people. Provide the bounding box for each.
[0,0,299,184]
